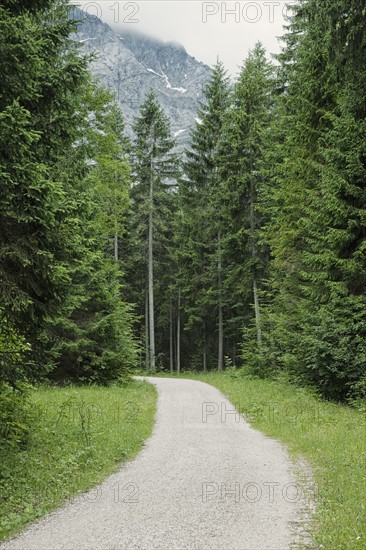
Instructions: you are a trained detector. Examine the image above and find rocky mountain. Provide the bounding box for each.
[72,8,212,148]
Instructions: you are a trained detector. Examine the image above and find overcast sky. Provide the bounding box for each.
[72,1,292,76]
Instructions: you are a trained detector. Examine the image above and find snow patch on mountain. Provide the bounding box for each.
[146,68,187,94]
[174,129,187,137]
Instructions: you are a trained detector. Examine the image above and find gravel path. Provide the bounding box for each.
[1,377,314,550]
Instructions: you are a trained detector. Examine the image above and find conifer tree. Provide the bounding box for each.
[0,0,90,379]
[46,85,137,383]
[261,0,366,399]
[179,60,231,371]
[127,92,178,371]
[0,1,137,384]
[218,43,274,365]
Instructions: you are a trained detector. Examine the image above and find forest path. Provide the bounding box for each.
[1,377,313,550]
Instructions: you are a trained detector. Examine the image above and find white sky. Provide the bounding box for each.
[71,1,294,76]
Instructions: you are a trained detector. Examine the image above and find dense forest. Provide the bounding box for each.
[1,0,365,448]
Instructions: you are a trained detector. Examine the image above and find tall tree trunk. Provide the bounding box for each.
[218,232,224,371]
[177,288,181,374]
[148,154,156,371]
[145,289,149,370]
[250,181,262,350]
[174,315,177,370]
[170,296,174,373]
[114,156,119,263]
[218,304,224,371]
[202,320,207,371]
[253,277,262,348]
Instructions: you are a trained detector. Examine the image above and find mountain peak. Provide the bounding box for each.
[73,9,211,148]
[118,28,187,54]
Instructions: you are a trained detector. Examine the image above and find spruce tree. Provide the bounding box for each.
[127,91,178,371]
[218,43,274,368]
[0,1,136,384]
[179,60,231,371]
[0,0,90,379]
[262,0,366,399]
[46,85,137,383]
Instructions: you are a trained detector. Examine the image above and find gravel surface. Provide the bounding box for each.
[1,377,314,550]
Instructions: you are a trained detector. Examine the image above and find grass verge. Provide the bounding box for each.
[154,370,365,549]
[0,380,157,541]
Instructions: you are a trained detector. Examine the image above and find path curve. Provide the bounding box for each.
[1,377,312,550]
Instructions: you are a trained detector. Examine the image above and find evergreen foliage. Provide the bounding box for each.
[46,86,137,384]
[1,0,365,404]
[178,61,231,370]
[218,43,274,367]
[125,91,179,371]
[257,0,366,400]
[0,1,136,387]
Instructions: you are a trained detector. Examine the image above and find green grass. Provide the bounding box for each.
[156,370,365,549]
[2,372,364,548]
[0,380,157,541]
[174,372,366,550]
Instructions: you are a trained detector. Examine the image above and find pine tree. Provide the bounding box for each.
[297,1,366,399]
[127,91,178,371]
[218,44,274,368]
[86,87,131,261]
[179,60,231,371]
[0,1,137,385]
[46,85,137,384]
[0,0,90,379]
[261,0,366,399]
